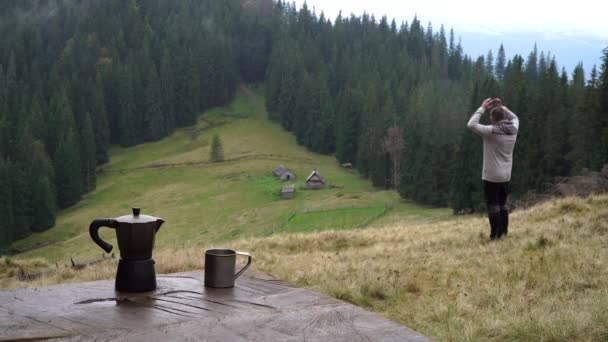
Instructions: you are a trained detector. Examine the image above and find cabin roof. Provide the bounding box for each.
[305,169,325,183]
[272,165,289,176]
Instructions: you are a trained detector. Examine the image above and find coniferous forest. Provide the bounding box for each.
[1,0,607,247]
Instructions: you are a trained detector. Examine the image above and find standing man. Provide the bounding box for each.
[467,98,519,240]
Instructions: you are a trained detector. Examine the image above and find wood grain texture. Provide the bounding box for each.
[0,270,432,341]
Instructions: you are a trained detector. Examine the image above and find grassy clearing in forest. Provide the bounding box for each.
[5,85,448,270]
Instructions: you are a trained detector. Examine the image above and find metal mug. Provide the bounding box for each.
[204,249,252,288]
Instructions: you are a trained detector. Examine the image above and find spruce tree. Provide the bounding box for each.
[209,133,224,163]
[567,63,590,171]
[143,64,164,141]
[90,81,110,164]
[28,139,56,232]
[496,44,506,80]
[525,44,539,86]
[585,66,602,169]
[160,49,176,135]
[0,158,15,247]
[53,131,83,208]
[485,49,494,75]
[598,47,608,166]
[79,112,96,192]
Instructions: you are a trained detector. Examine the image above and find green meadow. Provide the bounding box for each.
[10,85,449,264]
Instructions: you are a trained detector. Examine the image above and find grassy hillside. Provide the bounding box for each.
[4,86,606,341]
[3,195,606,341]
[7,84,448,264]
[240,195,608,342]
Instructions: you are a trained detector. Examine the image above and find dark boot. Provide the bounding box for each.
[488,212,501,240]
[500,208,509,237]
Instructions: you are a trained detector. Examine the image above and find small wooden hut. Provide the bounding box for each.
[272,165,289,177]
[281,185,296,199]
[280,171,296,181]
[273,165,296,182]
[305,169,325,190]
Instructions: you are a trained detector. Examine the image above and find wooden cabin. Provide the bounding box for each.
[280,170,296,181]
[273,165,296,182]
[305,169,325,189]
[281,185,296,199]
[272,165,288,177]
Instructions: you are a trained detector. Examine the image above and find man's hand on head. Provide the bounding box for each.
[481,98,493,111]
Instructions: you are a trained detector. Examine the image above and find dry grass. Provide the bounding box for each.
[3,195,607,341]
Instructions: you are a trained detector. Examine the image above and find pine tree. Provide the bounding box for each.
[335,88,363,165]
[27,139,56,232]
[525,44,539,86]
[79,112,96,192]
[310,74,335,154]
[13,129,56,233]
[539,59,570,179]
[118,67,140,147]
[496,44,506,80]
[567,63,590,171]
[209,133,224,163]
[45,87,75,157]
[53,130,82,208]
[485,49,494,75]
[0,158,15,247]
[598,47,608,166]
[29,176,56,232]
[160,49,176,135]
[90,81,110,164]
[8,161,29,239]
[143,64,164,141]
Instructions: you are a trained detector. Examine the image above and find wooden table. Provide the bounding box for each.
[0,270,432,341]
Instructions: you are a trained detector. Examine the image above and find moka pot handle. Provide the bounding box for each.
[89,219,118,253]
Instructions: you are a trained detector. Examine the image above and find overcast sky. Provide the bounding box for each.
[293,0,607,74]
[295,0,608,38]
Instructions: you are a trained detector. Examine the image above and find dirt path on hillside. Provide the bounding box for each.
[100,154,314,174]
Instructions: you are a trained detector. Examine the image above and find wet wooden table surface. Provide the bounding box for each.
[0,269,432,341]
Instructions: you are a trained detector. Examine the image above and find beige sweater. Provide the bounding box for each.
[467,106,519,183]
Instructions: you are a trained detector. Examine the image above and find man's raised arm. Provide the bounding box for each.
[502,106,519,131]
[467,98,493,137]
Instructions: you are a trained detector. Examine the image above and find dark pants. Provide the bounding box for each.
[483,180,510,239]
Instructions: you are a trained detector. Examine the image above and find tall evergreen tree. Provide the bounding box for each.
[485,49,494,76]
[78,111,96,192]
[53,130,82,208]
[209,133,224,163]
[496,44,506,80]
[0,158,15,247]
[143,64,165,141]
[597,48,608,165]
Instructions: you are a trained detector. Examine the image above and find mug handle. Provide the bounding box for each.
[233,251,252,280]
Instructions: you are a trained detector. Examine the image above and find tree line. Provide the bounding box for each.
[264,2,608,211]
[1,0,607,247]
[0,0,255,247]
